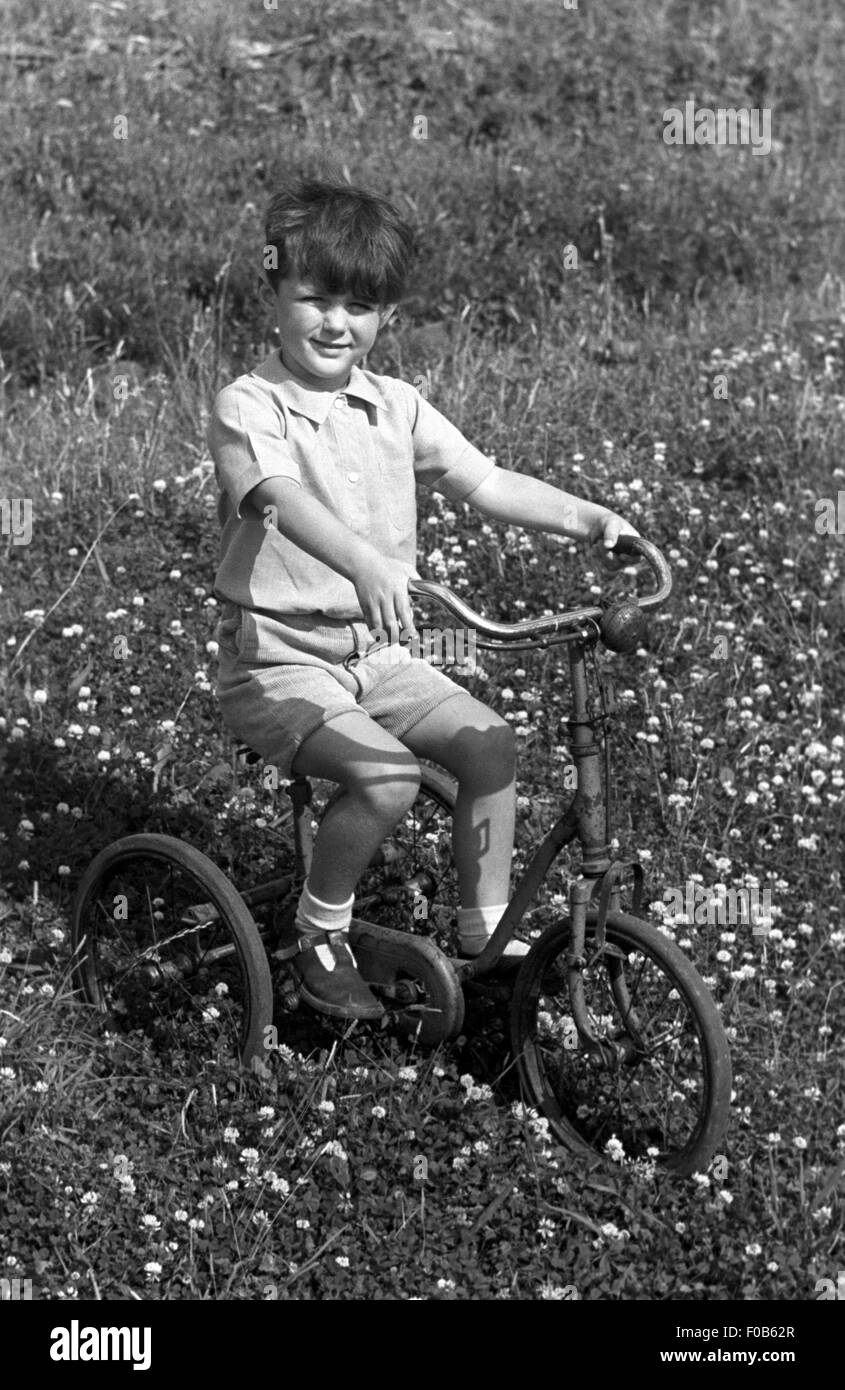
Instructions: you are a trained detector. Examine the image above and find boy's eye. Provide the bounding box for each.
[298,292,375,311]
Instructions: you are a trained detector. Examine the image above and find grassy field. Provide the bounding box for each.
[1,0,843,1301]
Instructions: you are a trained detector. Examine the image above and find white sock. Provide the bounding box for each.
[295,880,355,971]
[457,904,510,955]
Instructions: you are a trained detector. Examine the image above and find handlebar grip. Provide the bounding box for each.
[611,534,673,609]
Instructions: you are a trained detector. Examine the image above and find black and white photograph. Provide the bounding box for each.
[0,0,841,1348]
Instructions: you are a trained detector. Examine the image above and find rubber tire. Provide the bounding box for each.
[510,909,733,1176]
[70,833,274,1074]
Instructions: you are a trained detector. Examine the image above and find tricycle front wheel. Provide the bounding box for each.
[510,909,732,1175]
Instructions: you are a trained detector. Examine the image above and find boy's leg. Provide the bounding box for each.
[289,710,422,1016]
[400,693,519,953]
[290,709,422,901]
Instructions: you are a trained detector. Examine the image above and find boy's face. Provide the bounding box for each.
[273,272,395,390]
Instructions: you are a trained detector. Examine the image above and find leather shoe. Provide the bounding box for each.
[295,932,384,1021]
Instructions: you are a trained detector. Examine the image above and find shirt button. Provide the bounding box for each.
[334,395,347,409]
[347,471,360,484]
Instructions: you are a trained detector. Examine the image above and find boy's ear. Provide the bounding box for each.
[379,304,399,329]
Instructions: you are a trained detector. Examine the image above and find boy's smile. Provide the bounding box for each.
[274,273,394,391]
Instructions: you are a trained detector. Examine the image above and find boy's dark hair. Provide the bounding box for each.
[264,178,416,304]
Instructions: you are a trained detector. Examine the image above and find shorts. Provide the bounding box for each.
[214,606,469,778]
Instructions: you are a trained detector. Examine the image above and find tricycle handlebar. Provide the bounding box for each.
[408,535,672,648]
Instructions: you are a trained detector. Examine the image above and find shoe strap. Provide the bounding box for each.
[296,928,351,957]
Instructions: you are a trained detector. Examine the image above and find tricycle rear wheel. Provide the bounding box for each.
[70,834,273,1075]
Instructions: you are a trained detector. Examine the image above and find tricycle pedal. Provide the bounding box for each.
[277,969,302,1012]
[349,918,465,1044]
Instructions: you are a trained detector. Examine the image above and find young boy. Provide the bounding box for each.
[210,177,637,1021]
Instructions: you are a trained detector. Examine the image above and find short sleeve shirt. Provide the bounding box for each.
[209,351,496,621]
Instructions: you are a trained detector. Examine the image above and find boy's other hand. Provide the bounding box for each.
[589,511,640,566]
[353,550,419,641]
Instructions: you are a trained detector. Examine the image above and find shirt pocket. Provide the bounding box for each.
[378,460,417,533]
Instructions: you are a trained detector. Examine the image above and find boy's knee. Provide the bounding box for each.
[353,754,421,821]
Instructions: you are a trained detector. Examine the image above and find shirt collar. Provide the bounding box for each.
[251,351,384,423]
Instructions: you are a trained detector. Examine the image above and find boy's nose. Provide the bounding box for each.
[322,304,349,335]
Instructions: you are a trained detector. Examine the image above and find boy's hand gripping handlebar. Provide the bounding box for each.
[408,535,672,652]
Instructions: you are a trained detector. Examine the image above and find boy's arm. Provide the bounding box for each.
[243,477,418,636]
[462,465,638,550]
